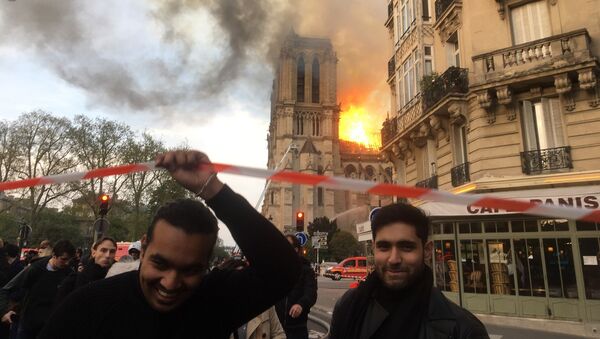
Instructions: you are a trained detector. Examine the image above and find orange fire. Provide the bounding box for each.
[339,105,381,149]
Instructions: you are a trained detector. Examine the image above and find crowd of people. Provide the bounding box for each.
[0,149,490,339]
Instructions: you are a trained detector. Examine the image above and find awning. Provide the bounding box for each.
[418,185,600,218]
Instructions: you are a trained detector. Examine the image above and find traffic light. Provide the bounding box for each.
[295,211,304,232]
[99,194,110,216]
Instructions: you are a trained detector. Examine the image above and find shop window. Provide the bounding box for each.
[433,240,458,292]
[460,239,488,294]
[513,239,546,297]
[576,221,599,231]
[511,220,538,232]
[432,222,454,235]
[510,0,551,45]
[487,240,516,295]
[484,221,509,233]
[458,222,482,234]
[540,219,569,232]
[543,238,577,298]
[579,237,600,300]
[520,98,564,151]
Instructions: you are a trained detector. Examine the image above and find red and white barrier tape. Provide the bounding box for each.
[1,162,599,222]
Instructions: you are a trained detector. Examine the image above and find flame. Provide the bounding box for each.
[339,105,381,149]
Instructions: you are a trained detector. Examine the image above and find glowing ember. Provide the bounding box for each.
[339,105,381,149]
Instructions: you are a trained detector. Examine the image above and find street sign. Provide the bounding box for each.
[295,232,308,247]
[312,231,328,249]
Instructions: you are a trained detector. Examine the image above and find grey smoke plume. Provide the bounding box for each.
[0,0,386,117]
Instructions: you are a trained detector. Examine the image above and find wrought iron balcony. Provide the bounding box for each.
[381,116,398,146]
[416,175,438,189]
[435,0,455,19]
[451,162,470,187]
[422,67,469,112]
[388,56,396,80]
[520,146,572,175]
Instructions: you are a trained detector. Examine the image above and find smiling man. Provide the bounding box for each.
[330,203,489,339]
[38,150,301,339]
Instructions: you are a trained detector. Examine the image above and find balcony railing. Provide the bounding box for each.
[435,0,455,19]
[472,29,593,85]
[520,146,572,175]
[422,67,469,112]
[416,175,438,189]
[381,116,398,146]
[451,162,470,187]
[388,56,396,80]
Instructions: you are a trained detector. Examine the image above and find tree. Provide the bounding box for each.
[11,111,78,230]
[69,115,133,219]
[0,120,19,214]
[148,175,194,216]
[328,230,361,262]
[121,133,165,239]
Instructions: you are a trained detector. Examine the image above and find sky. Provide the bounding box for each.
[0,0,388,245]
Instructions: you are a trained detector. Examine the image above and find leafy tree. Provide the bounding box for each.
[69,115,133,218]
[328,230,361,262]
[11,111,78,231]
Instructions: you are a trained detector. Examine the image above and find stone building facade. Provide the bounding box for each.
[381,0,600,333]
[262,32,392,234]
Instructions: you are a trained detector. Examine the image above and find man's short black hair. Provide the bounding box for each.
[52,240,76,258]
[5,243,20,258]
[146,199,218,245]
[371,203,430,244]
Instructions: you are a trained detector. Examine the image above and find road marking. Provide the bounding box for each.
[490,335,503,339]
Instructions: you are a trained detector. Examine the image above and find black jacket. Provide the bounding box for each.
[0,257,72,334]
[275,257,317,330]
[38,185,302,339]
[55,261,109,306]
[331,287,489,339]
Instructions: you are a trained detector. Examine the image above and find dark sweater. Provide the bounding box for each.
[275,257,317,331]
[39,185,301,339]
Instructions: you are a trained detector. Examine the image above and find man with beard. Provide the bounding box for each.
[38,150,301,339]
[330,203,489,339]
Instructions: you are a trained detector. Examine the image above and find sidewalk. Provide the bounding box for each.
[313,304,599,338]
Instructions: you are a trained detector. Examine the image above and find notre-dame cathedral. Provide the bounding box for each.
[262,32,392,233]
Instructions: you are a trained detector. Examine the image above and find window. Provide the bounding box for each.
[484,221,509,233]
[416,139,436,180]
[422,0,430,20]
[400,49,421,107]
[511,220,539,232]
[432,222,454,235]
[487,240,515,295]
[460,239,488,294]
[521,98,564,151]
[400,0,416,34]
[458,222,482,234]
[424,46,433,76]
[452,124,468,165]
[312,58,320,103]
[511,0,551,45]
[433,240,457,292]
[579,237,600,300]
[446,32,460,67]
[358,259,367,268]
[540,219,569,232]
[343,260,355,268]
[513,238,546,297]
[311,115,321,136]
[317,187,323,207]
[543,238,577,298]
[294,115,304,135]
[296,56,305,102]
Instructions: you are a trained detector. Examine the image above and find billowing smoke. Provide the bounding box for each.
[0,0,386,118]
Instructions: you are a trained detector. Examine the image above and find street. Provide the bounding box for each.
[308,276,585,339]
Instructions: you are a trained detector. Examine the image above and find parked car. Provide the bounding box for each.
[323,256,368,280]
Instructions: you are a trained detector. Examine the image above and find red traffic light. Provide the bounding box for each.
[296,211,305,232]
[100,194,110,202]
[297,212,303,218]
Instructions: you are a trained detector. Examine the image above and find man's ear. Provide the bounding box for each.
[423,240,434,262]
